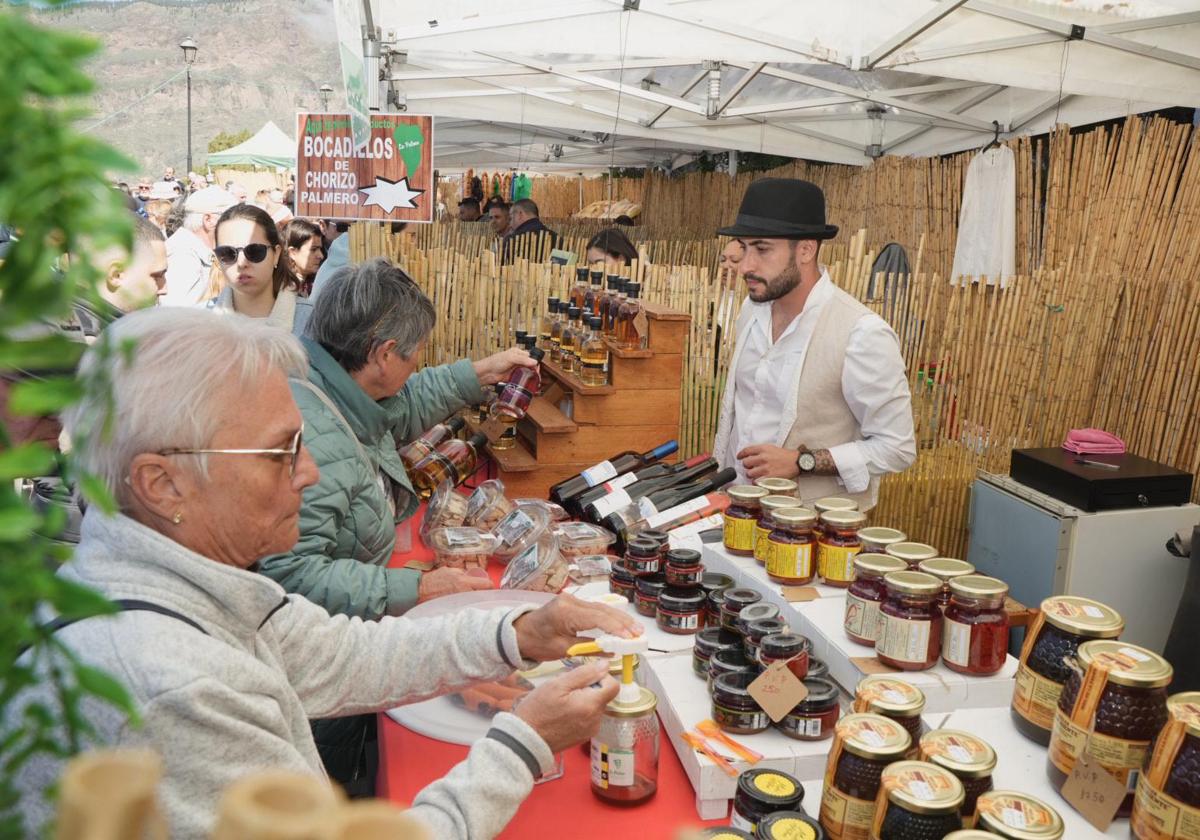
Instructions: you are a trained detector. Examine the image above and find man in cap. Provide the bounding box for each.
[163,186,235,307]
[711,178,916,510]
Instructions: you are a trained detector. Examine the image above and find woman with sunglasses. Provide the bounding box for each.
[207,204,313,336]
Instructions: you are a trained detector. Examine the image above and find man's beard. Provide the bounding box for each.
[744,256,801,303]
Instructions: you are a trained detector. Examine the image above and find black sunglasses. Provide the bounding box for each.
[214,243,271,266]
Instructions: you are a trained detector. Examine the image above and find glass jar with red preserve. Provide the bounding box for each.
[663,548,704,587]
[1048,639,1172,818]
[765,507,818,585]
[776,677,840,742]
[720,588,763,633]
[656,587,705,635]
[814,496,858,515]
[819,713,912,840]
[692,627,741,680]
[754,495,799,566]
[624,537,661,575]
[1132,691,1200,840]
[858,526,907,556]
[609,562,636,601]
[844,554,908,646]
[918,729,996,826]
[633,573,667,617]
[918,557,976,608]
[885,541,938,570]
[941,575,1009,676]
[876,571,943,671]
[759,633,811,680]
[723,486,769,556]
[817,510,868,587]
[743,617,788,665]
[734,602,780,637]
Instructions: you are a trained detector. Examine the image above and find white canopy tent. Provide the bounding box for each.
[205,121,296,169]
[355,0,1200,170]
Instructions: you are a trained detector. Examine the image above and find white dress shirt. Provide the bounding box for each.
[724,274,916,490]
[163,227,215,307]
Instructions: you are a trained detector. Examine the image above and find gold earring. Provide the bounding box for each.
[172,512,183,525]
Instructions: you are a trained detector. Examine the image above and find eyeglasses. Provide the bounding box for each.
[158,426,304,477]
[213,243,271,266]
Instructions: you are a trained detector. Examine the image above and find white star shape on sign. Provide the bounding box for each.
[359,176,424,213]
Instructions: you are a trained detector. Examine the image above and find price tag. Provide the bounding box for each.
[1060,752,1126,831]
[782,586,821,603]
[747,660,808,723]
[851,656,900,675]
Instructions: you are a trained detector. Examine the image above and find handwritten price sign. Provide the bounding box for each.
[747,661,808,722]
[1060,751,1126,830]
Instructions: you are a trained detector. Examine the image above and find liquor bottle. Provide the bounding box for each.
[584,455,717,523]
[599,277,618,333]
[578,316,610,386]
[571,460,685,520]
[539,297,559,352]
[548,440,679,506]
[410,432,489,499]
[398,415,466,472]
[549,299,568,365]
[617,282,647,350]
[514,329,528,347]
[602,274,620,317]
[605,280,628,338]
[491,346,546,423]
[560,305,583,374]
[600,460,722,536]
[583,270,603,317]
[611,468,737,550]
[570,267,589,310]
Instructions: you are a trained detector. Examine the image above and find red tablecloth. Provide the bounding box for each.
[379,506,726,838]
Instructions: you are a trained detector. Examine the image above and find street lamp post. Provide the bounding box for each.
[319,83,333,112]
[179,37,198,174]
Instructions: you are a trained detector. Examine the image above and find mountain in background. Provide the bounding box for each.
[33,0,341,178]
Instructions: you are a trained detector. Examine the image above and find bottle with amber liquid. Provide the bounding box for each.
[570,267,589,310]
[560,305,583,373]
[605,280,627,337]
[579,316,610,386]
[410,432,489,498]
[617,282,647,350]
[599,277,618,332]
[492,346,546,423]
[398,415,466,472]
[584,270,603,316]
[539,296,559,353]
[549,299,568,365]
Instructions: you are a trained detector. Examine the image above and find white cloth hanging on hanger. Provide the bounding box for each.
[950,145,1016,286]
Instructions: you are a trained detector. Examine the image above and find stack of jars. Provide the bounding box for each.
[607,531,709,636]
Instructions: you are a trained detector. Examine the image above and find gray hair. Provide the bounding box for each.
[62,308,307,506]
[308,257,436,372]
[182,211,206,232]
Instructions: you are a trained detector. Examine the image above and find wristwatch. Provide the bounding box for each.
[797,450,817,474]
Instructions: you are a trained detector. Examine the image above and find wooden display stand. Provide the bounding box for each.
[481,301,690,498]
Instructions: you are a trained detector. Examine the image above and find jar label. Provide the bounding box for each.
[765,818,817,840]
[767,541,814,580]
[876,614,933,665]
[753,772,798,797]
[647,495,710,529]
[590,740,635,788]
[844,593,881,642]
[723,515,756,552]
[784,714,824,738]
[590,487,632,519]
[1012,663,1063,730]
[729,809,755,832]
[495,508,535,547]
[820,784,875,840]
[638,496,660,518]
[754,524,774,564]
[943,617,973,667]
[662,612,699,630]
[1133,775,1200,840]
[818,542,861,583]
[581,459,618,487]
[1049,708,1151,782]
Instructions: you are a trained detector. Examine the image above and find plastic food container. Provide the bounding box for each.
[567,554,616,586]
[499,530,569,593]
[555,521,617,559]
[490,503,553,562]
[463,479,516,530]
[427,527,499,571]
[420,480,469,541]
[512,498,569,522]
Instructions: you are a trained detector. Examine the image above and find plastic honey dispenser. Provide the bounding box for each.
[568,634,660,806]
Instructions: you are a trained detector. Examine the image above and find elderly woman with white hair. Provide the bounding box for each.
[12,307,636,839]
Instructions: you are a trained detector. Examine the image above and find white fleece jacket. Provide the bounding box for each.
[12,510,554,839]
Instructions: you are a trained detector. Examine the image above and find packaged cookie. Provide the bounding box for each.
[514,498,569,522]
[491,503,553,562]
[420,480,468,542]
[463,479,517,531]
[555,521,617,559]
[427,527,498,571]
[500,531,569,593]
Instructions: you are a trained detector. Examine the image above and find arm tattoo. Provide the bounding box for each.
[812,449,838,476]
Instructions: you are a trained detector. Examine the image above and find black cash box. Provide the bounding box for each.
[1010,448,1193,512]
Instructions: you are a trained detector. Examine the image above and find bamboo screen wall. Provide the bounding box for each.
[352,116,1200,555]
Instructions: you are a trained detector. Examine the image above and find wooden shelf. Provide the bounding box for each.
[485,441,538,473]
[602,337,653,358]
[641,300,690,321]
[541,359,615,394]
[525,395,576,434]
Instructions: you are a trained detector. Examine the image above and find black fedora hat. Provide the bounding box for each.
[717,178,839,240]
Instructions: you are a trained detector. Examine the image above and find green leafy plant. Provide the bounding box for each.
[0,7,139,836]
[207,127,253,154]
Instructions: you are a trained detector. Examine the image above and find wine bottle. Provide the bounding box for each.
[605,467,736,548]
[572,452,710,519]
[410,432,488,499]
[584,456,717,524]
[398,415,466,472]
[548,440,679,505]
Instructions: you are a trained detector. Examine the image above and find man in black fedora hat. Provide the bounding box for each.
[711,178,916,511]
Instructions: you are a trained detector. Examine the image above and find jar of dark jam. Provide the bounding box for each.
[817,510,868,587]
[819,713,912,840]
[707,586,731,629]
[918,729,996,826]
[852,676,926,756]
[759,633,812,681]
[633,573,666,617]
[624,537,662,575]
[808,656,829,682]
[657,587,705,635]
[917,557,976,608]
[844,555,908,646]
[712,672,770,735]
[756,495,801,566]
[858,527,907,556]
[701,829,754,840]
[709,648,759,692]
[730,767,805,834]
[702,572,734,596]
[1132,691,1200,840]
[755,811,826,840]
[876,571,943,671]
[694,627,742,680]
[722,588,764,632]
[609,562,637,601]
[1048,639,1172,817]
[744,617,789,665]
[664,548,704,587]
[885,542,938,571]
[973,791,1064,839]
[777,677,840,742]
[1011,595,1124,745]
[872,761,965,840]
[735,602,781,637]
[755,477,799,497]
[814,497,859,515]
[942,833,993,840]
[942,575,1009,676]
[724,485,769,556]
[767,507,820,585]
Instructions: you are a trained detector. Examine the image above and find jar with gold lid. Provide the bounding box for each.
[814,496,859,515]
[870,760,965,839]
[1048,639,1172,817]
[755,477,798,497]
[755,495,801,566]
[973,791,1064,839]
[1011,595,1124,745]
[724,485,769,557]
[818,510,869,587]
[885,542,938,570]
[853,675,926,756]
[943,833,996,839]
[845,555,908,646]
[1132,691,1200,840]
[766,507,819,585]
[859,527,907,556]
[917,558,976,607]
[819,713,912,840]
[942,576,1009,676]
[918,730,996,825]
[876,571,943,671]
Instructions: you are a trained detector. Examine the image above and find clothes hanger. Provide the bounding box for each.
[982,120,1001,152]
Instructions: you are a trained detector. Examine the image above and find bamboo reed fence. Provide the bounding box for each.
[351,115,1200,555]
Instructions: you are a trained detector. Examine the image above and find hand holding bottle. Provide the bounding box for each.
[514,662,618,753]
[513,592,642,661]
[472,346,537,386]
